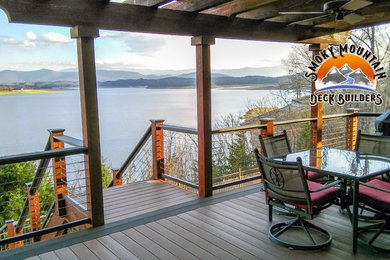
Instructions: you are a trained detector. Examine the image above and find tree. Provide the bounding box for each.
[0,162,54,225]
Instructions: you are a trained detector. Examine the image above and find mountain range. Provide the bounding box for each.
[0,65,287,84]
[0,66,290,89]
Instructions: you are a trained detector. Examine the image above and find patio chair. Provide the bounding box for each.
[358,178,390,253]
[355,130,390,181]
[254,149,341,250]
[259,130,322,181]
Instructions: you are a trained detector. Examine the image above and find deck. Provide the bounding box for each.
[2,182,389,260]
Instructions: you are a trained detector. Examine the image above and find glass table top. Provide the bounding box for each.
[283,147,390,180]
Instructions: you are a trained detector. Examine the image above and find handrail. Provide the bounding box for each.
[0,219,91,246]
[159,124,198,135]
[0,147,88,166]
[40,199,56,229]
[53,135,83,147]
[108,126,152,187]
[13,146,88,233]
[212,112,367,135]
[15,138,51,233]
[356,112,382,117]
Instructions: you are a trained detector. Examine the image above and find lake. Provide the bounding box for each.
[1,87,284,167]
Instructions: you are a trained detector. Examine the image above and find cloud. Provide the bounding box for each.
[0,31,72,48]
[100,31,167,55]
[42,32,72,43]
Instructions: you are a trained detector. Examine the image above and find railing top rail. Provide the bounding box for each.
[0,146,88,166]
[159,124,198,135]
[356,112,382,117]
[108,126,152,187]
[212,123,267,134]
[212,112,368,134]
[53,135,83,147]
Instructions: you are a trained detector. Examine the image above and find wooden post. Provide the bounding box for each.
[191,36,215,198]
[48,129,68,218]
[309,44,326,149]
[112,169,122,186]
[259,118,274,138]
[346,108,359,150]
[26,182,41,242]
[150,120,165,180]
[71,25,104,227]
[5,220,23,249]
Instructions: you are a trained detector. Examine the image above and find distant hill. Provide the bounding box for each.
[0,66,288,84]
[99,75,289,89]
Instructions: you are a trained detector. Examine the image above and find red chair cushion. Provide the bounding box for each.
[307,171,323,181]
[308,181,339,208]
[359,179,390,213]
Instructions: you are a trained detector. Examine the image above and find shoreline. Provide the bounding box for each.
[0,89,69,96]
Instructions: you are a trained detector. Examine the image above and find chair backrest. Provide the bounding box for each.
[254,148,310,206]
[259,130,292,158]
[355,130,390,156]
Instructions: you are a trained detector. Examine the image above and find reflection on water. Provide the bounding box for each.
[1,88,289,167]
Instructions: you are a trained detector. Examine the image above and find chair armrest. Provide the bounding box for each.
[360,182,390,193]
[310,180,341,192]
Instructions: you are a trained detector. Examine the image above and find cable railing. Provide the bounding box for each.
[111,110,381,195]
[0,130,90,251]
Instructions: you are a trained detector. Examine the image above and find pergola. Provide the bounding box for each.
[1,0,390,229]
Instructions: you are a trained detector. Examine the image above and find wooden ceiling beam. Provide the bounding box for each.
[202,0,277,17]
[0,0,343,43]
[237,0,318,20]
[164,0,233,13]
[124,0,170,7]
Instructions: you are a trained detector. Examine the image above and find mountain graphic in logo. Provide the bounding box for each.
[339,64,353,75]
[348,68,371,85]
[321,66,347,85]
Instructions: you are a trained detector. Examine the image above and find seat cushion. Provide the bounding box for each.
[307,171,323,181]
[308,181,339,208]
[359,179,390,213]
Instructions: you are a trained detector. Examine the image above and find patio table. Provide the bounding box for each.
[282,147,390,253]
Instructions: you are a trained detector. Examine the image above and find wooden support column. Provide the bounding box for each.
[346,108,359,150]
[71,25,104,227]
[112,169,122,186]
[48,129,67,218]
[151,120,165,180]
[309,44,326,149]
[191,36,215,198]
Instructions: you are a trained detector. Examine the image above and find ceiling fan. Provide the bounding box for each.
[278,0,373,25]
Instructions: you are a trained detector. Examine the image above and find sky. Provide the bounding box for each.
[0,9,295,72]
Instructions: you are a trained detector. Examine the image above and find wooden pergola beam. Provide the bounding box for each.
[0,0,340,42]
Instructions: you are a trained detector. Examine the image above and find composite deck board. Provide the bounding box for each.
[122,229,180,260]
[83,239,120,260]
[109,232,159,260]
[53,248,79,260]
[3,183,389,260]
[68,243,99,260]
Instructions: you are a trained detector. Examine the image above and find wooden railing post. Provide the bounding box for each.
[192,36,215,198]
[25,183,41,232]
[112,169,122,186]
[151,120,165,180]
[48,129,68,218]
[309,44,325,149]
[259,118,274,138]
[6,220,23,249]
[71,25,104,227]
[346,108,359,150]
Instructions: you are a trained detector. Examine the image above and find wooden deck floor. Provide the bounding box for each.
[2,182,390,260]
